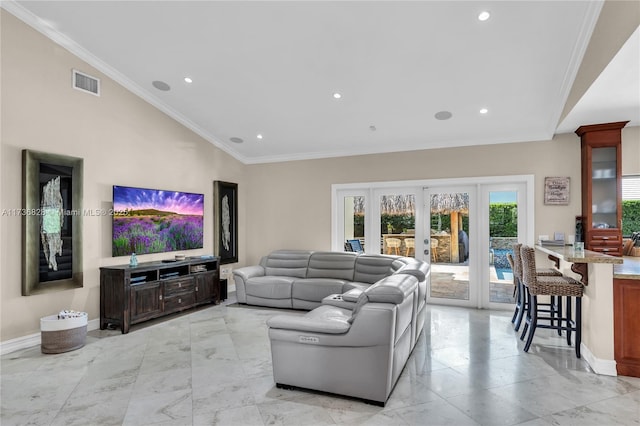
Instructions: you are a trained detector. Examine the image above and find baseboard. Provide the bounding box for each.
[1,318,100,356]
[581,342,618,376]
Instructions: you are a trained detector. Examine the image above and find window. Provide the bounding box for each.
[622,175,640,236]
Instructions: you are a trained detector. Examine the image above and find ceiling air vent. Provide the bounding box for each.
[72,69,100,96]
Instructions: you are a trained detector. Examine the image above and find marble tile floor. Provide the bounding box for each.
[2,295,639,426]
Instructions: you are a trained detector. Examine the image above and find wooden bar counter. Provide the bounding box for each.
[612,256,640,378]
[535,245,624,376]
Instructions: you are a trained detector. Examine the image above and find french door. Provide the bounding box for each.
[333,175,532,309]
[423,183,528,309]
[334,187,422,258]
[480,183,527,309]
[424,186,477,307]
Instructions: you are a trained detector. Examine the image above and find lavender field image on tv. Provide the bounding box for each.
[112,186,204,256]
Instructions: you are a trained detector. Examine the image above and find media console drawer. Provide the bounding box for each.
[163,277,195,295]
[164,292,197,313]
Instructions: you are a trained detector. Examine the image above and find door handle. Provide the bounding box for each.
[424,249,429,255]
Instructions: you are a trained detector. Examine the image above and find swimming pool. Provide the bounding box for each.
[492,248,513,273]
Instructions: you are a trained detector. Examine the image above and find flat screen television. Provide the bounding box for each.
[112,185,204,256]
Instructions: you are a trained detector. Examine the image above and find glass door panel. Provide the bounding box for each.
[335,190,368,253]
[425,187,475,307]
[592,147,618,229]
[343,195,365,252]
[488,190,518,304]
[378,193,416,257]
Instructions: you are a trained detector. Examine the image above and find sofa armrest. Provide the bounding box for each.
[233,265,266,281]
[232,265,266,303]
[342,288,363,302]
[267,308,352,334]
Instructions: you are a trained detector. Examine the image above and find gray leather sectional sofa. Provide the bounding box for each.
[233,250,430,405]
[233,250,428,309]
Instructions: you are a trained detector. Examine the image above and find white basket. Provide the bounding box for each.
[40,312,88,354]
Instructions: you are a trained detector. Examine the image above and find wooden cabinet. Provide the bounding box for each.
[130,281,163,323]
[100,257,220,333]
[614,278,640,377]
[195,272,218,304]
[576,121,628,256]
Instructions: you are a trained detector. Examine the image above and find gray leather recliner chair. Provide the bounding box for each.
[266,273,419,406]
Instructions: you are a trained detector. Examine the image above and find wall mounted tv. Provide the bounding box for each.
[112,185,204,257]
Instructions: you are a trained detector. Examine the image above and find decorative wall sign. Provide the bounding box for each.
[22,150,83,295]
[214,181,238,264]
[544,177,570,205]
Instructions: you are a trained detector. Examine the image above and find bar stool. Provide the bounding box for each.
[431,239,439,262]
[405,238,415,256]
[519,245,584,358]
[386,238,401,255]
[511,243,562,332]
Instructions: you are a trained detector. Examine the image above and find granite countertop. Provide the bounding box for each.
[535,244,639,280]
[535,244,624,264]
[614,256,640,280]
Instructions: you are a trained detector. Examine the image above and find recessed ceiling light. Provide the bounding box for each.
[434,111,453,120]
[257,134,263,140]
[480,108,489,114]
[184,77,193,84]
[230,137,244,144]
[333,92,342,99]
[478,11,491,21]
[152,80,170,91]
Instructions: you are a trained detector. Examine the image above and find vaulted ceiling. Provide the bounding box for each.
[5,1,639,164]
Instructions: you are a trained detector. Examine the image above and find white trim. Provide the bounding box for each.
[0,318,100,356]
[333,174,535,191]
[580,342,618,376]
[548,0,604,136]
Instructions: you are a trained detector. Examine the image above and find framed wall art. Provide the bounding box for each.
[22,149,83,295]
[544,176,570,205]
[214,181,238,264]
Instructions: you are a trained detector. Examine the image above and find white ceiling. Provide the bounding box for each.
[5,1,639,164]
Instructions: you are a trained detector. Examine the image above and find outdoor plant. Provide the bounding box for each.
[623,200,640,236]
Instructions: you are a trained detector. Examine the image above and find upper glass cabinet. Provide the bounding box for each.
[576,121,628,256]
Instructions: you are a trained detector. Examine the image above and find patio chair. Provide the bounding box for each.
[386,238,401,255]
[404,238,415,256]
[430,239,438,262]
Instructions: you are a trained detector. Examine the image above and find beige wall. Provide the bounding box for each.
[622,126,640,174]
[2,9,639,344]
[0,11,246,341]
[244,130,639,265]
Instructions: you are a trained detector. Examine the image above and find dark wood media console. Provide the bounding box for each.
[100,256,220,333]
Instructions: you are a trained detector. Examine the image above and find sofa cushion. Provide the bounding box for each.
[246,276,295,299]
[264,250,313,278]
[354,254,396,284]
[292,278,347,302]
[306,252,357,281]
